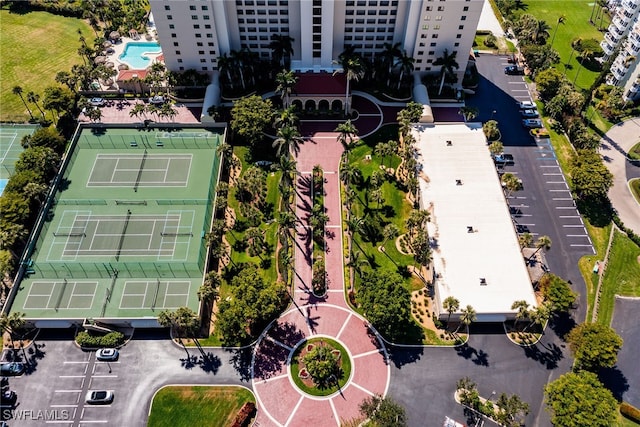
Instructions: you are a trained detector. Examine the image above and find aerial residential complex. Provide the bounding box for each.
[150,0,483,82]
[601,0,640,100]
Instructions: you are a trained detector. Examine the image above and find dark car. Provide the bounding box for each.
[2,390,17,405]
[504,65,524,75]
[0,363,25,377]
[493,153,514,166]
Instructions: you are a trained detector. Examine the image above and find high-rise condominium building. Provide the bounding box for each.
[150,0,483,84]
[601,0,640,101]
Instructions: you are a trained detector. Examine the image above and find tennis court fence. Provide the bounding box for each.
[77,132,220,150]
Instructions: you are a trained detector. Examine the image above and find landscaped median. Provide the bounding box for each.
[147,385,256,427]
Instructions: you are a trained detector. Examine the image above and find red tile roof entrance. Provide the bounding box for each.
[294,72,347,95]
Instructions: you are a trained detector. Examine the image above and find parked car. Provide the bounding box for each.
[493,153,514,166]
[522,118,543,128]
[0,363,25,377]
[96,348,119,361]
[89,97,105,107]
[518,100,536,109]
[504,65,524,75]
[86,390,114,404]
[148,96,165,105]
[2,390,17,405]
[520,109,539,118]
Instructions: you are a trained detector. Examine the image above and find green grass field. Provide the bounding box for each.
[631,179,640,205]
[597,230,640,326]
[147,386,255,427]
[513,0,609,90]
[629,142,640,161]
[290,337,352,396]
[0,9,91,122]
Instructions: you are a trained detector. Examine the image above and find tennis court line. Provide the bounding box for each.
[0,133,18,163]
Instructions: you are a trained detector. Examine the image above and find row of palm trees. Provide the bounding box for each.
[11,86,47,122]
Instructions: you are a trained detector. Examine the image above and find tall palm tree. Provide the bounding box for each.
[335,119,359,149]
[273,125,304,157]
[334,51,365,114]
[274,106,299,130]
[396,51,415,90]
[269,34,295,70]
[501,173,523,198]
[532,19,552,44]
[275,69,297,109]
[550,15,566,48]
[511,300,530,329]
[573,48,593,85]
[229,50,246,90]
[529,235,552,261]
[347,249,369,290]
[381,223,400,248]
[339,161,362,189]
[433,49,459,95]
[271,155,297,193]
[217,53,234,90]
[456,305,477,333]
[26,91,46,118]
[12,86,34,120]
[380,42,402,82]
[518,232,533,249]
[129,103,147,120]
[443,296,460,324]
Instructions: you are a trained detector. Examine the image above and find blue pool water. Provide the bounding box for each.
[0,179,8,196]
[119,42,162,69]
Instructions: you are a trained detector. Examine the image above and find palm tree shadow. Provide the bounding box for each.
[180,354,199,370]
[522,342,563,369]
[455,343,490,367]
[252,337,291,380]
[598,366,629,401]
[227,347,253,382]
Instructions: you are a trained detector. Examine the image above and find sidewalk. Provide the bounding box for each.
[599,118,640,235]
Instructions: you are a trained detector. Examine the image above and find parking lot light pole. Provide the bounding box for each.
[490,110,497,121]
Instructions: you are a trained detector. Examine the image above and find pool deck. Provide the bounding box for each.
[80,100,202,124]
[105,36,162,72]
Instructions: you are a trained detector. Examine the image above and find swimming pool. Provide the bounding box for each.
[119,42,162,69]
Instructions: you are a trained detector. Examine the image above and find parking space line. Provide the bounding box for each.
[543,173,563,175]
[567,234,589,237]
[563,224,585,227]
[90,375,118,378]
[539,165,560,168]
[553,197,574,200]
[549,189,571,192]
[51,404,78,408]
[516,223,536,226]
[59,375,85,378]
[571,244,595,248]
[513,214,532,217]
[77,421,110,424]
[559,215,580,218]
[546,181,566,184]
[54,390,83,392]
[64,361,90,364]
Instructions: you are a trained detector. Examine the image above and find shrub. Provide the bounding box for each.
[621,402,640,423]
[433,318,444,329]
[484,34,497,48]
[231,402,256,427]
[76,331,125,348]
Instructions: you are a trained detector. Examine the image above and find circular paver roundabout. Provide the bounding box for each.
[251,304,390,427]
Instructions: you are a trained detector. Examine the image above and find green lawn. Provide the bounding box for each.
[629,142,640,161]
[0,9,92,122]
[513,0,609,90]
[597,230,640,326]
[147,386,255,427]
[631,179,640,205]
[290,337,352,396]
[617,411,640,427]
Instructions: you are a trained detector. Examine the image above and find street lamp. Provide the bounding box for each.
[490,110,497,121]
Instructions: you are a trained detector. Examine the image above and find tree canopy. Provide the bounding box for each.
[544,371,618,427]
[356,270,415,342]
[21,126,66,153]
[538,273,576,313]
[566,322,623,371]
[230,95,273,146]
[215,264,287,346]
[570,150,613,200]
[359,394,408,427]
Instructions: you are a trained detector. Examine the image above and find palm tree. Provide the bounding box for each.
[456,305,476,333]
[443,296,460,324]
[217,53,234,90]
[335,120,359,149]
[532,19,551,44]
[525,302,552,332]
[458,106,479,123]
[274,106,299,130]
[27,91,46,118]
[511,300,530,330]
[381,223,400,249]
[396,51,415,90]
[528,235,551,262]
[229,50,247,90]
[573,48,593,85]
[269,34,295,70]
[334,51,365,114]
[380,42,402,83]
[271,155,297,194]
[501,173,523,198]
[129,103,147,120]
[246,227,265,258]
[273,125,304,157]
[12,86,34,120]
[339,161,362,189]
[518,232,533,249]
[347,249,369,289]
[433,49,459,96]
[275,69,297,109]
[489,141,504,156]
[550,15,566,48]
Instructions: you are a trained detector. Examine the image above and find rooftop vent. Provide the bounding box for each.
[480,278,487,286]
[446,140,452,146]
[456,179,463,186]
[467,226,474,233]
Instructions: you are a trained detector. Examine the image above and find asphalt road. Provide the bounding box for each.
[2,329,250,426]
[466,54,593,323]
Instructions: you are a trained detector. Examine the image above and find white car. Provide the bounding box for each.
[85,390,114,404]
[521,109,539,118]
[522,118,543,128]
[89,97,105,107]
[518,100,535,109]
[96,348,119,361]
[148,96,165,105]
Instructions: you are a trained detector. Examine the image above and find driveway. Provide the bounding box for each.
[598,118,640,235]
[609,297,640,408]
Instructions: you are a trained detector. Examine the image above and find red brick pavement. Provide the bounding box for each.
[81,100,202,124]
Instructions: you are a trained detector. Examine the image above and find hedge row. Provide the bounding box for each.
[231,402,256,427]
[621,402,640,423]
[76,331,125,348]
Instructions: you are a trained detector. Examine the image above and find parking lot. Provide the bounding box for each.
[467,54,594,319]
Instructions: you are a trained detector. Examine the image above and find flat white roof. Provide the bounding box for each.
[414,123,537,319]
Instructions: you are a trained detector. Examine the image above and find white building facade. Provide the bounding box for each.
[601,0,640,101]
[150,0,482,83]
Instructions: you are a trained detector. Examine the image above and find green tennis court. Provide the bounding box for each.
[0,124,38,191]
[12,125,225,322]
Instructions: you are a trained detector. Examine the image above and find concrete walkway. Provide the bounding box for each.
[599,118,640,235]
[477,0,505,37]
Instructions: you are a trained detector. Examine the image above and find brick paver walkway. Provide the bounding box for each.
[251,130,390,427]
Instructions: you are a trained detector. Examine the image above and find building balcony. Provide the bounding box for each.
[622,0,639,14]
[612,65,628,80]
[625,39,640,55]
[613,16,630,32]
[605,31,622,46]
[616,11,633,26]
[606,74,618,86]
[602,40,616,56]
